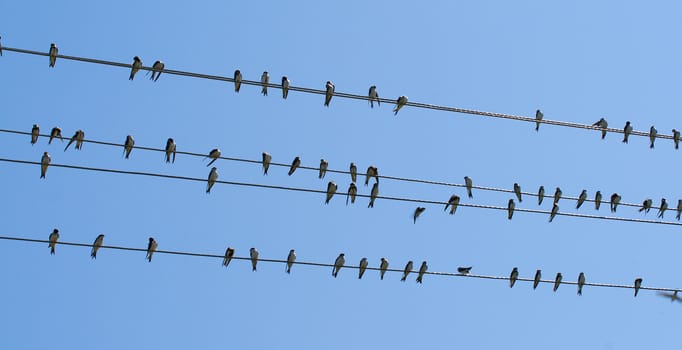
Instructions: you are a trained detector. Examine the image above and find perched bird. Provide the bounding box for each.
[634,278,643,297]
[319,159,328,179]
[40,152,51,179]
[123,135,135,159]
[91,234,105,259]
[146,237,158,262]
[365,166,378,186]
[677,199,682,220]
[457,266,472,274]
[288,156,301,176]
[464,176,473,198]
[538,186,545,205]
[535,109,543,131]
[64,130,84,152]
[150,60,164,81]
[324,81,334,106]
[205,148,221,167]
[262,152,272,175]
[393,95,408,115]
[48,43,58,67]
[368,182,379,208]
[639,198,653,213]
[576,190,588,209]
[595,191,602,210]
[657,291,681,303]
[400,260,413,282]
[416,261,428,284]
[513,183,522,202]
[281,76,290,99]
[206,167,219,193]
[657,198,668,218]
[165,138,176,163]
[250,248,259,271]
[549,203,559,222]
[129,56,142,80]
[222,247,235,267]
[368,85,380,108]
[593,118,608,139]
[577,272,586,296]
[413,207,426,224]
[332,253,345,277]
[349,162,357,183]
[444,194,460,215]
[286,249,296,274]
[509,267,519,288]
[31,124,40,145]
[533,269,541,290]
[260,71,270,96]
[49,127,63,144]
[233,69,242,92]
[379,258,389,280]
[673,129,681,150]
[507,199,515,220]
[610,193,621,212]
[346,182,357,205]
[623,121,632,143]
[553,272,562,292]
[649,126,657,149]
[325,181,337,204]
[48,229,59,255]
[553,187,562,205]
[358,257,368,279]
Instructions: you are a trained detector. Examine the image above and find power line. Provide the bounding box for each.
[1,45,678,144]
[1,156,681,226]
[0,234,675,296]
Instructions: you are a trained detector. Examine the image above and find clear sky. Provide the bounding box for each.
[1,1,680,349]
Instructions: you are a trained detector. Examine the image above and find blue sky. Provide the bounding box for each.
[1,1,680,349]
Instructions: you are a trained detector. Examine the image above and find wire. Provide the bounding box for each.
[0,234,676,295]
[2,156,681,226]
[1,46,678,143]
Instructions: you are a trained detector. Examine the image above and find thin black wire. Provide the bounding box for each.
[2,156,681,226]
[1,46,677,142]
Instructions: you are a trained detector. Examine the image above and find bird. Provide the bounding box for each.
[288,156,301,176]
[549,203,559,222]
[165,138,176,163]
[49,127,63,144]
[281,76,290,99]
[346,182,357,205]
[325,181,337,204]
[48,229,59,255]
[286,249,296,274]
[623,121,632,143]
[48,43,58,67]
[400,261,414,282]
[250,248,259,271]
[123,135,135,159]
[262,152,272,175]
[416,261,428,284]
[595,191,602,210]
[91,234,104,259]
[658,198,668,218]
[577,272,586,296]
[457,266,472,274]
[649,126,657,149]
[324,81,334,106]
[206,167,219,193]
[129,56,142,80]
[677,199,682,220]
[444,194,460,215]
[639,198,653,213]
[233,69,242,92]
[464,176,473,198]
[610,193,621,212]
[538,186,545,205]
[146,237,158,262]
[40,152,51,179]
[593,118,608,139]
[368,182,379,208]
[205,148,221,167]
[379,258,389,280]
[332,253,345,277]
[553,187,562,205]
[368,85,380,108]
[535,109,543,131]
[358,257,368,279]
[634,278,642,297]
[553,272,562,292]
[673,129,681,150]
[260,71,270,96]
[150,60,164,81]
[509,267,519,288]
[365,166,378,186]
[657,291,682,303]
[576,190,587,209]
[413,207,426,224]
[393,96,408,115]
[319,159,328,179]
[507,199,515,220]
[64,130,84,152]
[222,247,235,267]
[349,162,357,183]
[31,124,39,145]
[513,183,522,202]
[533,269,541,290]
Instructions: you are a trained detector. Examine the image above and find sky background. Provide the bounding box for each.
[1,1,680,349]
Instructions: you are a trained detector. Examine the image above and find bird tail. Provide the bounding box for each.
[578,288,582,296]
[401,276,406,281]
[416,276,422,284]
[50,246,55,255]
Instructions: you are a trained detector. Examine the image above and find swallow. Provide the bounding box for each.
[332,253,345,277]
[507,199,515,220]
[610,193,621,212]
[595,191,602,210]
[535,109,543,131]
[146,237,158,262]
[262,152,272,175]
[365,166,378,186]
[281,76,290,99]
[553,272,562,292]
[165,138,176,163]
[658,198,668,218]
[358,257,368,279]
[509,267,519,288]
[40,152,51,179]
[464,176,473,198]
[324,81,334,106]
[31,124,39,145]
[549,203,559,222]
[649,126,657,149]
[538,186,545,205]
[346,182,357,205]
[205,148,221,167]
[319,159,328,179]
[416,261,428,284]
[513,183,522,202]
[286,249,296,274]
[400,260,413,281]
[48,43,58,67]
[129,56,142,80]
[64,130,84,152]
[150,60,164,81]
[657,291,681,303]
[206,167,219,193]
[288,156,301,176]
[639,198,653,213]
[349,162,357,183]
[379,258,389,280]
[250,247,259,271]
[393,96,408,115]
[677,199,682,220]
[553,187,562,205]
[222,247,235,267]
[622,121,632,143]
[577,272,586,296]
[458,266,472,274]
[444,194,460,215]
[233,69,242,92]
[533,269,541,289]
[593,118,608,139]
[48,228,59,255]
[325,181,337,204]
[674,129,681,150]
[634,278,642,297]
[91,234,104,259]
[260,71,270,96]
[123,135,135,158]
[368,85,380,108]
[368,182,379,208]
[49,127,63,144]
[576,190,587,209]
[413,207,426,223]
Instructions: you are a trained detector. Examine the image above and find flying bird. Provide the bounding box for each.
[444,195,460,215]
[319,159,328,179]
[48,229,59,255]
[593,118,608,139]
[400,260,414,282]
[206,167,219,193]
[577,272,586,296]
[657,291,682,303]
[150,60,164,81]
[49,127,63,144]
[673,129,681,150]
[649,126,657,149]
[288,156,301,176]
[91,234,104,259]
[594,191,602,210]
[358,257,368,279]
[368,182,379,208]
[349,162,357,183]
[549,203,559,222]
[222,247,235,267]
[332,253,345,277]
[416,261,428,284]
[458,267,472,274]
[553,272,562,292]
[40,152,51,179]
[262,152,272,175]
[205,148,221,167]
[286,249,296,274]
[507,199,515,220]
[513,183,522,202]
[324,81,334,106]
[129,56,142,80]
[464,176,473,198]
[250,248,259,271]
[123,135,135,159]
[146,237,158,262]
[346,182,357,205]
[260,71,270,96]
[325,181,337,204]
[535,109,543,131]
[553,187,562,205]
[533,269,541,290]
[639,198,653,213]
[657,198,668,218]
[677,199,682,220]
[509,267,519,288]
[379,258,389,280]
[622,121,632,143]
[610,193,621,212]
[48,43,58,67]
[368,85,380,108]
[281,76,290,99]
[365,166,378,186]
[413,207,426,224]
[64,130,84,152]
[393,95,408,115]
[233,69,242,92]
[31,124,40,145]
[576,190,587,209]
[634,278,642,297]
[165,138,176,163]
[537,186,545,205]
